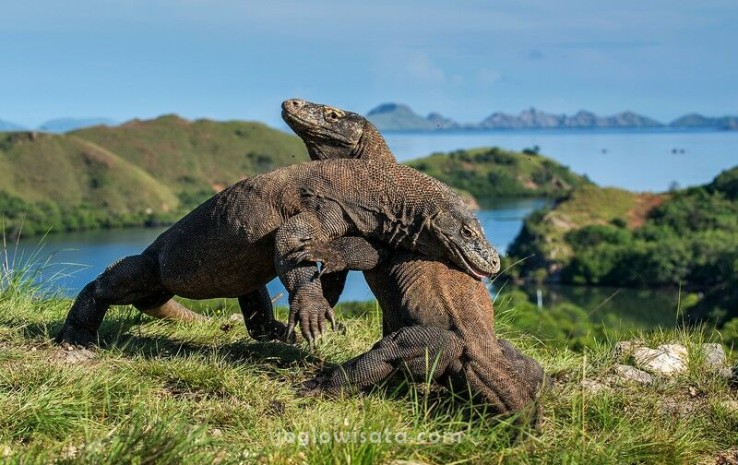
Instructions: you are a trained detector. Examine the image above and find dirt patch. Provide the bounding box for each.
[545,213,576,231]
[714,448,738,465]
[47,345,97,364]
[627,193,667,228]
[522,178,539,190]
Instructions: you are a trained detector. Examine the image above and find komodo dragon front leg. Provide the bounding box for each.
[274,208,354,344]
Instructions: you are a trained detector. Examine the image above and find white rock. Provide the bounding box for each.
[701,343,727,370]
[613,364,654,385]
[633,344,688,376]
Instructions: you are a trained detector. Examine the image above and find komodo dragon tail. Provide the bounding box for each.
[461,339,545,421]
[138,299,207,322]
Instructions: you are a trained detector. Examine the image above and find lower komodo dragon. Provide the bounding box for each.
[56,158,500,347]
[281,98,544,415]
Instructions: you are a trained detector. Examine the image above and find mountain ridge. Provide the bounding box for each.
[366,103,738,132]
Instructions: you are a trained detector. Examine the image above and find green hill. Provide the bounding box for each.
[1,117,308,237]
[72,115,308,200]
[0,132,177,210]
[505,166,738,325]
[408,146,591,204]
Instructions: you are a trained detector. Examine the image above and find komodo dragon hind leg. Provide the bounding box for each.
[299,326,463,397]
[55,254,168,347]
[238,287,290,342]
[497,338,546,397]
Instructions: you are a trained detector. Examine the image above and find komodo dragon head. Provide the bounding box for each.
[418,198,501,278]
[282,98,395,163]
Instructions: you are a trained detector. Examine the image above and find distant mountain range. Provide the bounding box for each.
[366,104,738,131]
[38,117,117,133]
[0,119,26,132]
[0,117,116,133]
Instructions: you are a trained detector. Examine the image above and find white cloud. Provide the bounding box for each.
[476,68,503,86]
[404,53,447,84]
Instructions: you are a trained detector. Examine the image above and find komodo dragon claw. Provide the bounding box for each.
[285,292,338,345]
[290,243,349,276]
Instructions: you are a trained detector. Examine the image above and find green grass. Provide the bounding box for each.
[1,264,736,464]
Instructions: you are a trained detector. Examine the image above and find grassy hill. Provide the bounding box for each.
[506,185,665,277]
[0,132,178,210]
[72,115,308,199]
[408,147,590,204]
[505,166,738,326]
[0,117,308,237]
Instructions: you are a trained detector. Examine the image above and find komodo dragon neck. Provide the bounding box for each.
[350,123,396,163]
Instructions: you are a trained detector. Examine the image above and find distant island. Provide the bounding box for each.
[366,103,738,132]
[0,119,27,132]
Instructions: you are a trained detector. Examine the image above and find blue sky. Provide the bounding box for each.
[2,0,737,128]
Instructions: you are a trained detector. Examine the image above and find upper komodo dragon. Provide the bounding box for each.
[281,98,544,415]
[55,158,500,347]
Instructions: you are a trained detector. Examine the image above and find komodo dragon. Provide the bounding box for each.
[56,158,500,347]
[282,98,544,415]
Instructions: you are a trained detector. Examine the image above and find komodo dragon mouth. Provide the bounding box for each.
[433,231,500,280]
[449,240,500,279]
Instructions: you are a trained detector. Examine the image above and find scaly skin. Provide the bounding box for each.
[283,99,544,416]
[55,159,499,347]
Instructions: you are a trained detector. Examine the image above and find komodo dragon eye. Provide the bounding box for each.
[324,108,345,121]
[461,226,476,239]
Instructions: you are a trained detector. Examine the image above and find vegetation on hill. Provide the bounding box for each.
[0,132,182,236]
[505,166,738,326]
[72,115,308,198]
[408,146,591,204]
